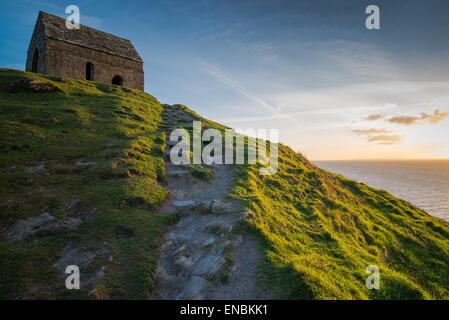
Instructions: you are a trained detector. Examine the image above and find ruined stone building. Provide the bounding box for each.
[26,11,144,90]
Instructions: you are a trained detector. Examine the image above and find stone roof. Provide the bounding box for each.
[38,11,143,62]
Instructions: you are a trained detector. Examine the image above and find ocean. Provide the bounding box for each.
[313,160,449,221]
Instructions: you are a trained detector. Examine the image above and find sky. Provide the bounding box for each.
[1,0,449,160]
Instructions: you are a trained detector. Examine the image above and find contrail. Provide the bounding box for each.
[202,62,301,126]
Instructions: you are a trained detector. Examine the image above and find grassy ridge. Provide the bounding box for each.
[2,69,449,300]
[231,145,449,299]
[0,69,175,299]
[163,103,449,299]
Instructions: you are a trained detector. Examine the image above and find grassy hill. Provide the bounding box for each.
[0,69,176,299]
[1,69,449,299]
[231,150,449,299]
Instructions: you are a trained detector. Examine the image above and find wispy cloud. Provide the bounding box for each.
[367,134,403,145]
[352,128,402,145]
[324,40,402,82]
[353,108,448,147]
[220,106,391,124]
[200,29,233,42]
[29,0,61,10]
[387,109,449,126]
[353,128,391,135]
[362,113,385,121]
[81,15,103,29]
[202,62,300,126]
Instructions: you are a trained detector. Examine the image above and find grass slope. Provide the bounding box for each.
[157,102,449,300]
[0,69,176,299]
[1,69,449,300]
[231,146,449,299]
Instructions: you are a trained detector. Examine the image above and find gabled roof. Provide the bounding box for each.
[37,11,143,62]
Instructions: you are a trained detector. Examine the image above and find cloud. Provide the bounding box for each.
[362,113,385,121]
[29,0,61,10]
[387,109,449,126]
[353,108,448,146]
[202,62,300,126]
[81,15,103,29]
[352,128,402,145]
[200,29,233,42]
[353,128,391,135]
[367,134,403,145]
[324,40,402,82]
[387,115,420,126]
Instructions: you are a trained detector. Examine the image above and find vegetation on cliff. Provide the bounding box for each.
[0,69,175,299]
[160,97,449,300]
[1,69,449,299]
[230,141,449,299]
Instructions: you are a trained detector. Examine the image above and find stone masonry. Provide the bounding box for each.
[25,11,144,91]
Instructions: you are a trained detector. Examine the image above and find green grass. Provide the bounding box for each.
[230,146,449,299]
[156,102,449,300]
[2,69,449,300]
[0,69,175,299]
[190,165,214,181]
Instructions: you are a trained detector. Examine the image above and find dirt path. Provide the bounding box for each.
[151,105,269,300]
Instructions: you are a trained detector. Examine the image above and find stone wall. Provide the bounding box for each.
[25,18,46,74]
[44,38,144,91]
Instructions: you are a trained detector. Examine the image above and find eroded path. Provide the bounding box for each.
[152,104,269,300]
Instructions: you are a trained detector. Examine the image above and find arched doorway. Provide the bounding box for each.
[31,48,39,73]
[112,75,123,86]
[86,62,94,81]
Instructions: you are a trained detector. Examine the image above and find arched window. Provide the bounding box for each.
[86,62,94,81]
[31,48,39,73]
[112,75,123,86]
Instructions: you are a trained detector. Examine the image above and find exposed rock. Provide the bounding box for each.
[84,268,105,286]
[5,213,82,243]
[203,237,215,247]
[6,213,55,242]
[172,200,195,208]
[176,276,207,300]
[206,220,234,235]
[191,254,225,277]
[174,245,187,254]
[53,245,96,276]
[27,161,46,173]
[152,105,270,300]
[175,256,194,269]
[198,200,236,215]
[53,245,110,277]
[48,217,82,231]
[167,170,189,176]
